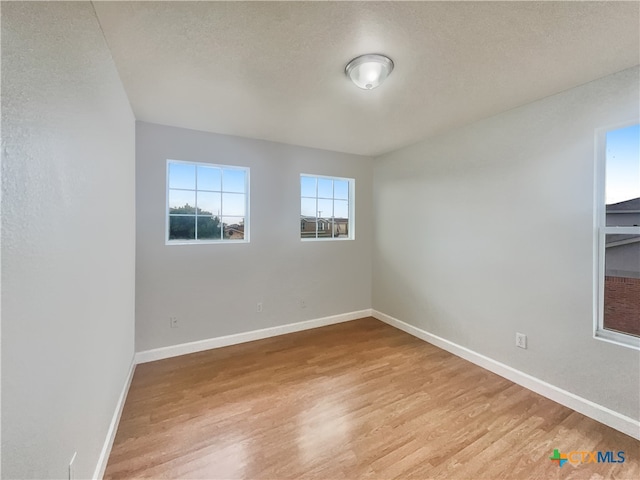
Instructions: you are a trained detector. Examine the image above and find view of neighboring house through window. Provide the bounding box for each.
[301,175,354,240]
[167,160,248,243]
[597,123,640,346]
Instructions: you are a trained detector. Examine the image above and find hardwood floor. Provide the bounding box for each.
[105,318,639,479]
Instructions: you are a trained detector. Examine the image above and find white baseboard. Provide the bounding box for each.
[135,309,373,364]
[93,358,136,480]
[372,310,640,441]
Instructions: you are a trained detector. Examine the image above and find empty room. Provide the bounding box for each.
[2,1,640,479]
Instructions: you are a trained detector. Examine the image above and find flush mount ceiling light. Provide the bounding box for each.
[345,54,394,90]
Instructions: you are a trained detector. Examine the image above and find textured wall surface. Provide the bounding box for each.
[373,67,640,419]
[1,3,135,478]
[135,122,372,352]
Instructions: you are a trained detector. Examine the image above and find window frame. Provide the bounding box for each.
[300,173,355,242]
[165,159,250,245]
[593,121,640,349]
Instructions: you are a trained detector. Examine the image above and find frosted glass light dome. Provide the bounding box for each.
[345,54,394,90]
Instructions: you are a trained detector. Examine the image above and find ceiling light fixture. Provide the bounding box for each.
[345,54,394,90]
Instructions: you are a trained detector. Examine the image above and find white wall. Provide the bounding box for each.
[136,122,372,352]
[373,67,640,419]
[1,3,136,479]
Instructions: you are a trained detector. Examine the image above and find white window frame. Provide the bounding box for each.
[166,159,250,245]
[300,174,355,241]
[593,121,640,349]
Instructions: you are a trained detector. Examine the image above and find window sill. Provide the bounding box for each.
[594,329,640,350]
[166,239,249,245]
[301,237,354,242]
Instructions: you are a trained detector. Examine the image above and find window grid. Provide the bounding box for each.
[167,160,249,244]
[300,174,353,241]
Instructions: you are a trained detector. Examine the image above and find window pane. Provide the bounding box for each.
[197,166,221,191]
[317,178,333,198]
[222,193,245,216]
[169,215,196,240]
[603,234,640,337]
[301,176,316,197]
[606,125,640,221]
[169,163,196,189]
[334,217,349,238]
[222,217,245,240]
[317,198,333,219]
[301,216,316,238]
[322,218,330,231]
[197,216,222,240]
[334,200,349,219]
[223,169,245,193]
[197,191,221,217]
[300,175,353,241]
[167,162,249,243]
[169,189,196,213]
[334,180,349,200]
[301,197,316,217]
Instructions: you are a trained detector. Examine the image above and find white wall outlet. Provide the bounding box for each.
[69,452,77,480]
[170,317,179,328]
[516,332,527,349]
[256,302,263,313]
[300,299,306,309]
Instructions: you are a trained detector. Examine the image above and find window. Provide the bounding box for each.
[300,175,354,240]
[595,123,640,348]
[167,160,249,243]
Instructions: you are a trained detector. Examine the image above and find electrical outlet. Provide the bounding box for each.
[170,317,179,328]
[516,332,527,349]
[69,452,77,480]
[300,299,306,309]
[256,302,263,313]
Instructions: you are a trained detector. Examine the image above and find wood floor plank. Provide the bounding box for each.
[105,318,639,479]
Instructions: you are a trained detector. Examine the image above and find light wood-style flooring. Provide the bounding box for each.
[105,318,639,479]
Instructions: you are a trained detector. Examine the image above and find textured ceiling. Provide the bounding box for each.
[93,1,640,156]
